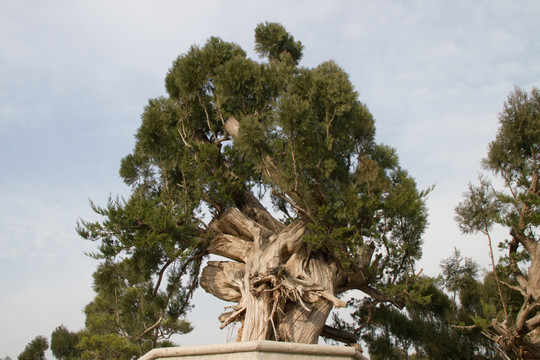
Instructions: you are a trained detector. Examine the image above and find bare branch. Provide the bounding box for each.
[134,316,163,340]
[450,324,478,330]
[486,228,509,321]
[358,285,404,309]
[213,207,274,242]
[177,122,193,149]
[317,291,346,308]
[508,237,529,289]
[219,302,247,329]
[153,258,174,296]
[501,280,527,297]
[198,93,216,140]
[321,325,359,344]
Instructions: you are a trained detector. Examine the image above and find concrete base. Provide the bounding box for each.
[139,341,368,360]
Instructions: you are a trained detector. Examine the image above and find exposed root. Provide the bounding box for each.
[219,302,246,329]
[267,290,282,341]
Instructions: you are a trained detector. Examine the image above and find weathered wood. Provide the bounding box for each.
[202,202,371,344]
[224,116,240,138]
[258,219,305,271]
[278,297,333,343]
[200,261,244,302]
[276,251,341,343]
[235,190,285,234]
[215,207,274,242]
[207,234,252,263]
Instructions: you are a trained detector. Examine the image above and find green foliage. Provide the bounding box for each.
[76,192,199,355]
[486,87,540,233]
[340,274,503,359]
[469,86,539,239]
[78,22,431,353]
[456,86,539,241]
[77,332,139,360]
[485,87,540,178]
[254,22,303,64]
[455,87,539,355]
[338,245,526,359]
[455,176,501,235]
[438,250,521,330]
[17,336,48,360]
[439,248,478,303]
[455,269,522,332]
[51,325,81,360]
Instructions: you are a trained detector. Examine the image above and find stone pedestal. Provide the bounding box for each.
[139,340,368,360]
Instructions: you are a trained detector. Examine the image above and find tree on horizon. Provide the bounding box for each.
[456,86,540,359]
[77,22,429,354]
[17,336,48,360]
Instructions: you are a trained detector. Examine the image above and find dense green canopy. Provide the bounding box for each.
[76,22,429,356]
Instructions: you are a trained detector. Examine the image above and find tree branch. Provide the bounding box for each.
[224,116,311,225]
[212,207,274,242]
[501,280,527,297]
[526,311,540,330]
[320,325,359,344]
[153,258,174,296]
[486,228,509,321]
[134,316,163,340]
[516,294,536,333]
[358,285,404,309]
[510,228,536,262]
[233,190,285,234]
[450,324,478,330]
[508,237,529,289]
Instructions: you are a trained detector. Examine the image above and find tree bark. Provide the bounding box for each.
[200,206,352,343]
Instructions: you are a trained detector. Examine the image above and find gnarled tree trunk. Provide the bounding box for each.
[200,206,351,343]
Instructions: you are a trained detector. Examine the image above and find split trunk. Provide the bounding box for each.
[200,206,358,343]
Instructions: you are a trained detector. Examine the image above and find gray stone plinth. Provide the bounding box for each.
[139,341,369,360]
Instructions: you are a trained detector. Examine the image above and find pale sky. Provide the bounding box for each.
[1,1,539,358]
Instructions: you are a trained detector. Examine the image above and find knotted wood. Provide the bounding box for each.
[200,207,350,343]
